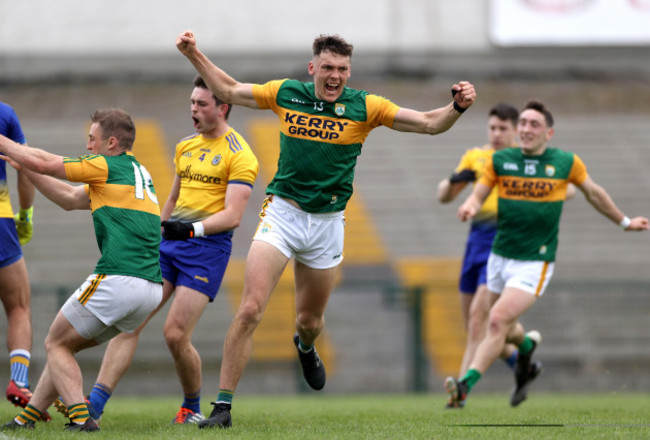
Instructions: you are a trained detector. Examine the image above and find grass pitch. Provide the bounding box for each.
[0,393,647,439]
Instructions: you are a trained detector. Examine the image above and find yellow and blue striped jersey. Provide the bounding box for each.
[169,128,258,223]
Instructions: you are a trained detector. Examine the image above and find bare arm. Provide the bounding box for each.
[199,183,253,235]
[161,182,254,240]
[437,178,468,203]
[565,182,576,200]
[16,169,35,209]
[176,30,259,109]
[578,176,648,231]
[14,164,89,211]
[0,134,66,179]
[160,176,253,232]
[437,167,477,203]
[391,81,476,134]
[160,174,181,222]
[457,182,491,222]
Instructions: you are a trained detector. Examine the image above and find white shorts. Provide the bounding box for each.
[61,274,162,343]
[253,195,345,269]
[486,253,554,297]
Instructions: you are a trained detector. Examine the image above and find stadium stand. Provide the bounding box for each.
[2,79,649,394]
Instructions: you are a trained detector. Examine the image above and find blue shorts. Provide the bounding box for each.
[458,239,493,295]
[159,232,232,302]
[0,218,22,269]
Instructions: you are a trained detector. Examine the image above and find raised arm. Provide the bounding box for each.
[176,30,259,109]
[0,134,66,179]
[391,81,476,134]
[578,176,648,231]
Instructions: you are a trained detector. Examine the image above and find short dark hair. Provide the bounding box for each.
[312,34,353,58]
[193,75,232,120]
[522,100,554,127]
[91,108,135,151]
[489,103,519,126]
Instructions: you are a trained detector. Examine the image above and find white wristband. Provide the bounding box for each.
[619,216,631,230]
[192,221,205,237]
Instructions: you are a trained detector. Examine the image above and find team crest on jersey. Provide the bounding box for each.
[335,103,346,116]
[545,164,556,177]
[330,195,338,204]
[212,154,222,166]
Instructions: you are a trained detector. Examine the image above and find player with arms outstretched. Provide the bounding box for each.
[445,100,648,408]
[176,30,476,428]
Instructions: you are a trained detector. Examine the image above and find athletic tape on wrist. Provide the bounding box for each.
[619,216,631,230]
[192,221,205,237]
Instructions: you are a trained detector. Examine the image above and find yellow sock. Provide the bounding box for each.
[67,403,89,424]
[16,404,41,424]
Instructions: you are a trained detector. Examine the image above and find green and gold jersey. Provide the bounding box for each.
[170,128,258,223]
[64,152,162,283]
[252,79,400,213]
[479,147,588,262]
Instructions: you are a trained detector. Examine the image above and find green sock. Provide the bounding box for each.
[216,389,233,406]
[16,403,42,425]
[298,339,313,353]
[460,368,482,392]
[518,335,534,356]
[67,403,89,424]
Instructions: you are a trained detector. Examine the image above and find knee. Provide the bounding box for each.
[235,300,264,329]
[295,311,323,335]
[43,335,58,356]
[487,311,509,336]
[163,325,184,350]
[505,323,524,343]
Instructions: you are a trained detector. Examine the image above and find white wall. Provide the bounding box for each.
[491,0,650,46]
[0,0,489,56]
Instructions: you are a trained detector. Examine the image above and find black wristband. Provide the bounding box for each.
[449,169,476,183]
[161,221,194,240]
[453,101,467,114]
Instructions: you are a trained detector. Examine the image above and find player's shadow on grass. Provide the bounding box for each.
[453,424,564,427]
[454,424,650,428]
